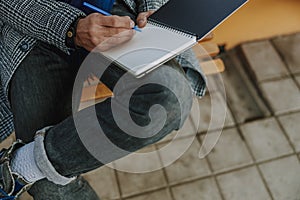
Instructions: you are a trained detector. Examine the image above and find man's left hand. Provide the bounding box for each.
[136,11,155,28]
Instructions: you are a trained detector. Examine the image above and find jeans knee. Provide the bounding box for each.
[105,63,194,152]
[128,84,192,148]
[157,84,193,129]
[129,76,193,135]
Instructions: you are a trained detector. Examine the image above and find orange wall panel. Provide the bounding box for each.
[212,0,300,49]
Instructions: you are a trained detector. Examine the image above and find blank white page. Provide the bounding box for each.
[101,22,197,77]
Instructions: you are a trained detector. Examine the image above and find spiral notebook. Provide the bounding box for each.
[101,0,248,77]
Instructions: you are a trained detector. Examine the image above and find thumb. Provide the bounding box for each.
[137,11,155,28]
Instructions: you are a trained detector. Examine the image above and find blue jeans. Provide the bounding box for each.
[9,41,193,198]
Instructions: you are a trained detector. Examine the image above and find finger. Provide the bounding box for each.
[137,12,148,28]
[97,30,135,51]
[97,36,132,51]
[98,15,135,28]
[101,27,132,37]
[103,30,135,46]
[137,11,155,28]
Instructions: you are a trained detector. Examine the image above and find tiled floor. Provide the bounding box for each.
[240,40,289,82]
[278,112,300,153]
[260,78,300,115]
[259,156,300,200]
[3,34,300,199]
[240,118,293,162]
[217,167,270,200]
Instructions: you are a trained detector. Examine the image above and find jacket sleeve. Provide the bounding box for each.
[135,0,168,12]
[0,0,86,53]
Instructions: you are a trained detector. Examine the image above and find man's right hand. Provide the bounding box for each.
[75,13,136,52]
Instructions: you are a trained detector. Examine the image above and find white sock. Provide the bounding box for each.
[11,142,46,183]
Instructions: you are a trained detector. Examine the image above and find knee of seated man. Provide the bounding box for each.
[130,64,193,131]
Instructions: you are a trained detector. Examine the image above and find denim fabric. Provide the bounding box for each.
[9,41,193,198]
[35,129,76,185]
[0,0,206,142]
[28,176,99,200]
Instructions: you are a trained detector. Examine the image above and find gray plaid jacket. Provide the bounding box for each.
[0,0,206,141]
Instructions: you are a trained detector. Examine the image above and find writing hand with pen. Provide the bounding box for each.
[74,3,155,52]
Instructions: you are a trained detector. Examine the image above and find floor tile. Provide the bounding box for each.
[172,178,222,200]
[259,156,300,200]
[279,112,300,152]
[206,75,220,93]
[241,40,289,82]
[117,170,166,197]
[240,118,293,162]
[272,33,300,75]
[217,167,270,200]
[260,78,300,115]
[113,145,162,173]
[158,137,211,184]
[83,166,120,199]
[125,189,172,200]
[201,128,253,172]
[114,146,167,197]
[196,92,235,134]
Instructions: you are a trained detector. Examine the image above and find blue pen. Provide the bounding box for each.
[83,2,142,32]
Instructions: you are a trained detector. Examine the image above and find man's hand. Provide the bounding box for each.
[75,13,136,51]
[136,11,155,28]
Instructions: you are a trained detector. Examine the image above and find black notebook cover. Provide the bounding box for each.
[150,0,248,40]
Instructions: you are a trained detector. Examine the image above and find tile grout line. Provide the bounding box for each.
[221,87,275,200]
[213,93,270,200]
[236,124,275,200]
[268,39,300,161]
[158,124,237,146]
[155,92,300,200]
[188,103,223,199]
[274,116,300,163]
[149,151,296,188]
[114,85,299,200]
[202,153,295,177]
[155,137,177,200]
[269,39,300,91]
[234,119,275,199]
[197,124,236,137]
[257,75,293,84]
[121,186,170,199]
[112,166,124,200]
[197,134,226,200]
[117,153,297,200]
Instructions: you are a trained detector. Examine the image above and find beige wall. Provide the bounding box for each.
[212,0,300,49]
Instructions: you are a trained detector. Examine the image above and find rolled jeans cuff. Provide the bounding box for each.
[34,126,76,185]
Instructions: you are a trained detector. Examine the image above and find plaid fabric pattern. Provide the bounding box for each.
[175,49,207,97]
[0,84,14,141]
[0,0,206,141]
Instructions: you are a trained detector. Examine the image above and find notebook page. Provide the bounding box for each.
[101,23,197,77]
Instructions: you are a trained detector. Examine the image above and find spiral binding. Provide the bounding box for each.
[148,19,197,39]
